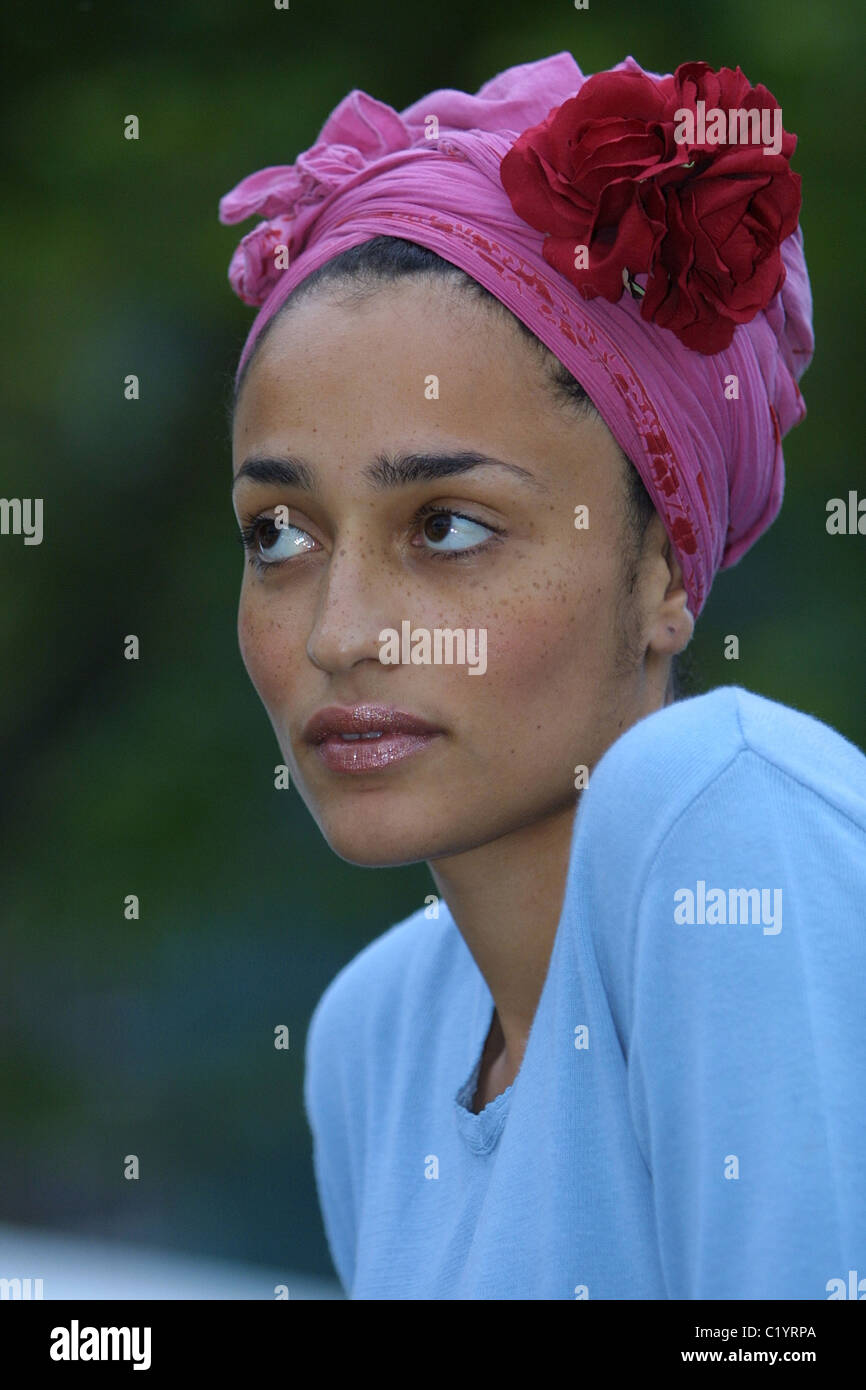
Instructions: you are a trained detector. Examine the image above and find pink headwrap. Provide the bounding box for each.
[219,51,813,616]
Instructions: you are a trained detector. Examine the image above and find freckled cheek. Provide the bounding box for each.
[478,589,603,698]
[237,592,306,713]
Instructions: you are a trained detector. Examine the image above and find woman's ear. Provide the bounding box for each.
[644,515,695,656]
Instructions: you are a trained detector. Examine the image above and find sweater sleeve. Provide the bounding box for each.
[303,984,358,1296]
[624,746,866,1299]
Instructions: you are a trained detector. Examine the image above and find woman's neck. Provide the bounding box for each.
[428,796,578,1068]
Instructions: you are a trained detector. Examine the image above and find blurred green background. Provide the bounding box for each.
[2,0,863,1285]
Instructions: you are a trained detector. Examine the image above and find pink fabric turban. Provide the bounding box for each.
[219,51,814,616]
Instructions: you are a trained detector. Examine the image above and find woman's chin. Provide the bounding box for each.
[323,832,434,869]
[312,807,452,868]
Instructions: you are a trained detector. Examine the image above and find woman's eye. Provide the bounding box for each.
[241,516,316,566]
[416,509,496,554]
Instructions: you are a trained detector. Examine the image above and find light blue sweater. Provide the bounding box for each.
[303,687,866,1299]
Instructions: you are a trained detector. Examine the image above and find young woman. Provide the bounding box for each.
[219,52,866,1299]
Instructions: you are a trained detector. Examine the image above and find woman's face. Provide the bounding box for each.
[232,277,674,867]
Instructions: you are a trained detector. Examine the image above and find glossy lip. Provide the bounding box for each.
[302,704,445,775]
[303,704,444,744]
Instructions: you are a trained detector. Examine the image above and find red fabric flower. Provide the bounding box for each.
[499,60,801,354]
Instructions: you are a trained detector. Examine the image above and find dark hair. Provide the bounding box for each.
[229,236,694,700]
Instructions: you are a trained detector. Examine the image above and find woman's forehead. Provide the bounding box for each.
[233,280,580,464]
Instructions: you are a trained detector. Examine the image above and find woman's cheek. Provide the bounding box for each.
[477,590,585,697]
[237,591,301,712]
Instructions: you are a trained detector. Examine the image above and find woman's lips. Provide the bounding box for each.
[303,704,444,774]
[314,730,442,773]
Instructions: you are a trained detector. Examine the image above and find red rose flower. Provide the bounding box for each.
[499,60,801,354]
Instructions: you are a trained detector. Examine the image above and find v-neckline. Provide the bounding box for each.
[454,992,514,1153]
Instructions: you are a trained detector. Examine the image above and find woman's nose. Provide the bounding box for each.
[304,539,401,674]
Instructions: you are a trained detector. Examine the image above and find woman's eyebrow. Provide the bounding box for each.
[232,450,546,493]
[369,450,546,491]
[232,455,314,492]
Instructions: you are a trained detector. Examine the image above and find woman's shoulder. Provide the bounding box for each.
[571,686,866,1038]
[586,684,866,836]
[304,902,457,1067]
